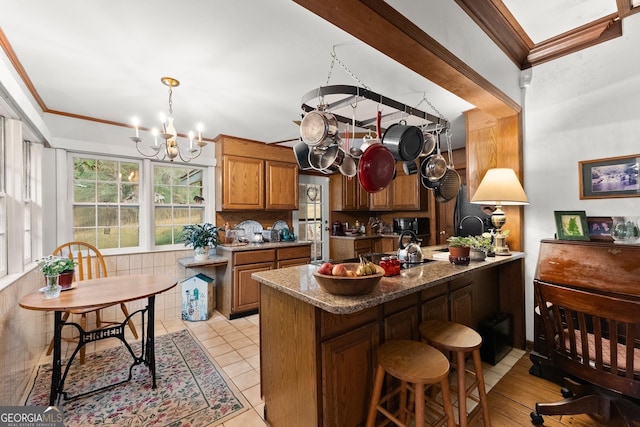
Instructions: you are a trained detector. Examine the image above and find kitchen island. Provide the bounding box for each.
[252,249,524,427]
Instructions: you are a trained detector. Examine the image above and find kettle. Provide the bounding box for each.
[397,230,423,263]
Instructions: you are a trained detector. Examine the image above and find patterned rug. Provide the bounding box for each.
[25,329,249,426]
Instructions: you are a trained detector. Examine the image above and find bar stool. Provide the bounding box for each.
[366,339,456,427]
[419,320,491,427]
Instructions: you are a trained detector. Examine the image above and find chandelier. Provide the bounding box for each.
[130,77,206,162]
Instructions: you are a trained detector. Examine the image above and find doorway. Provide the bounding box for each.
[294,175,330,263]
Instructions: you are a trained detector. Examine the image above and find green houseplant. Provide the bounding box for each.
[181,223,221,261]
[446,236,474,265]
[468,234,492,261]
[36,256,77,298]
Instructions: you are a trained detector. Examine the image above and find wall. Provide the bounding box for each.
[523,13,640,341]
[0,248,221,405]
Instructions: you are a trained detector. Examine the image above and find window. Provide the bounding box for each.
[72,156,140,249]
[0,117,6,277]
[153,164,205,246]
[23,141,32,262]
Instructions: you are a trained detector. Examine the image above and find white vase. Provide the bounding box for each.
[194,246,209,261]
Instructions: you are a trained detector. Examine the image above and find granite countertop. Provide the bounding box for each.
[178,254,229,268]
[252,248,524,315]
[216,240,312,253]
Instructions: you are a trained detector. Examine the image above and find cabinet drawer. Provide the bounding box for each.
[278,245,311,261]
[321,306,379,340]
[354,239,373,251]
[421,282,448,301]
[234,249,276,266]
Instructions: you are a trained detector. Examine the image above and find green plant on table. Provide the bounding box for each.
[36,256,76,276]
[446,236,475,248]
[469,234,492,250]
[180,223,221,249]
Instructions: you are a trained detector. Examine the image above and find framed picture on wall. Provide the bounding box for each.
[554,211,590,241]
[586,216,614,242]
[579,154,640,199]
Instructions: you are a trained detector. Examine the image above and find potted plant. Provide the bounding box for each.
[181,223,221,261]
[36,255,76,298]
[446,236,474,265]
[468,234,492,261]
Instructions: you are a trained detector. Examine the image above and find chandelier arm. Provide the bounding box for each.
[176,145,203,162]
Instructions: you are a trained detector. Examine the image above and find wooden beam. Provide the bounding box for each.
[292,0,520,119]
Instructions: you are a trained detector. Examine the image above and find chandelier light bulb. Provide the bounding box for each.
[152,128,159,146]
[132,117,140,137]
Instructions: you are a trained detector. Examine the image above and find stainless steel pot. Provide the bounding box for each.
[300,107,339,147]
[382,120,425,162]
[319,144,345,172]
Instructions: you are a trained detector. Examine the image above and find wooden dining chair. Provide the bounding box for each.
[531,279,640,426]
[46,241,139,363]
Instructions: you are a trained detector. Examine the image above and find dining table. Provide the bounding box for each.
[19,274,178,405]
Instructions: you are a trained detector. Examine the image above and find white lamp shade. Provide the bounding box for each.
[470,168,529,205]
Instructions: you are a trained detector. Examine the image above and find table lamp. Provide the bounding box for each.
[470,168,529,255]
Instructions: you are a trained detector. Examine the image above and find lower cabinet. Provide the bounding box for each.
[233,261,274,314]
[217,245,311,319]
[321,322,380,427]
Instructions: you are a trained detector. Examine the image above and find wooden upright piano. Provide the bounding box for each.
[530,239,640,381]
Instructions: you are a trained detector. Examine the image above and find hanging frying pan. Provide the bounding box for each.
[382,120,425,162]
[293,140,312,170]
[421,170,440,189]
[358,143,395,193]
[434,167,461,202]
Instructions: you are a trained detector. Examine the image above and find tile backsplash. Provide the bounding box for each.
[0,248,223,405]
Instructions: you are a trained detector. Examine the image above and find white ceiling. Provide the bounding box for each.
[0,0,622,150]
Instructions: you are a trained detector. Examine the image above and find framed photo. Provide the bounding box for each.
[586,216,614,242]
[579,154,640,199]
[554,211,590,241]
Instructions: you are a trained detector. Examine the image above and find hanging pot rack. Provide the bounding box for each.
[300,85,449,135]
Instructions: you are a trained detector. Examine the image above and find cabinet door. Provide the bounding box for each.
[233,261,274,314]
[384,306,419,341]
[379,237,398,253]
[356,181,369,210]
[421,294,449,322]
[450,284,473,327]
[392,163,421,210]
[266,160,298,210]
[223,155,264,210]
[354,239,373,257]
[322,322,380,427]
[369,186,392,211]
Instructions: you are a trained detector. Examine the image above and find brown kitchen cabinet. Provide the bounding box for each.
[215,135,298,211]
[217,244,312,319]
[330,237,380,261]
[368,160,426,211]
[329,174,368,211]
[266,160,298,210]
[321,322,379,427]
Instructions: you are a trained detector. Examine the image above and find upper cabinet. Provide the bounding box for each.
[329,174,369,211]
[215,135,298,211]
[369,159,426,211]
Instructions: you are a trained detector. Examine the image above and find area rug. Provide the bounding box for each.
[25,329,249,426]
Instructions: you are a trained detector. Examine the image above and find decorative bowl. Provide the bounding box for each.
[312,263,384,296]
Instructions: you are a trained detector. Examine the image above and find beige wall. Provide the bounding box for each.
[0,249,222,405]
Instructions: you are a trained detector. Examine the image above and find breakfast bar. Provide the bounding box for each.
[252,250,524,427]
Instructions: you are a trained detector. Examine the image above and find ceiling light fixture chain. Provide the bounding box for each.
[130,77,206,163]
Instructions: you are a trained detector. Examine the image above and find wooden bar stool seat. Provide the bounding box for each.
[419,319,491,427]
[366,339,456,427]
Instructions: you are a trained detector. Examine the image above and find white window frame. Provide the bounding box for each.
[151,162,208,250]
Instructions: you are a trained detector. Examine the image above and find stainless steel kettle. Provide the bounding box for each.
[397,230,423,263]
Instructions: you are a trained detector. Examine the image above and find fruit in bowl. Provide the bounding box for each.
[313,262,384,296]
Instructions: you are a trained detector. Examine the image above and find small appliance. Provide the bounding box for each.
[392,217,430,235]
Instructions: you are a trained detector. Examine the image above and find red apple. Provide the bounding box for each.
[332,264,347,277]
[318,262,333,275]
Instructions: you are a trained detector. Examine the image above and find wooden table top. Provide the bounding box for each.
[19,274,178,312]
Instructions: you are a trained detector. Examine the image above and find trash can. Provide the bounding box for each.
[181,273,215,321]
[478,312,513,365]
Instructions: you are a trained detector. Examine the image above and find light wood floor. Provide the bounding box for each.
[471,353,639,427]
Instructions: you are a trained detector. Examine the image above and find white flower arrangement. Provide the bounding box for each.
[36,255,76,276]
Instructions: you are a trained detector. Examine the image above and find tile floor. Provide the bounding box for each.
[39,311,526,427]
